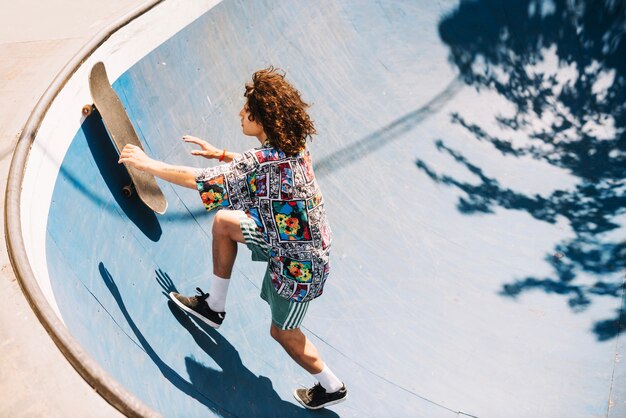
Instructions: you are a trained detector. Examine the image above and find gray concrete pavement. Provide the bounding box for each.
[0,1,149,416]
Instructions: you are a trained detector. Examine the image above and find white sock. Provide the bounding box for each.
[313,364,343,393]
[207,275,230,312]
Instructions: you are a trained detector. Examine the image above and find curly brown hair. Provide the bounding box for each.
[244,66,316,156]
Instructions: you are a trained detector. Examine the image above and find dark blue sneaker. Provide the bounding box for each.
[169,287,225,328]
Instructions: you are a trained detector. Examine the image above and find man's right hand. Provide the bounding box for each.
[118,144,154,171]
[120,143,197,190]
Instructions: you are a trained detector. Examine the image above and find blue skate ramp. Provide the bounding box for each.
[14,0,625,416]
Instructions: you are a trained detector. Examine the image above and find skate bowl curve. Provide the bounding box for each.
[6,0,625,417]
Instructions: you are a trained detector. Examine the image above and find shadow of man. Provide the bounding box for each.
[99,262,338,417]
[99,263,228,415]
[156,270,339,418]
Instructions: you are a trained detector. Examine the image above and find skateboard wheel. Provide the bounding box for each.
[122,183,135,197]
[82,104,94,117]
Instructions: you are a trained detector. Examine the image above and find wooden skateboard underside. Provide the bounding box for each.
[88,62,167,214]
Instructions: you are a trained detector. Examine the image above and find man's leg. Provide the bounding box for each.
[269,325,324,374]
[207,210,245,311]
[168,210,246,327]
[212,210,246,278]
[270,324,347,409]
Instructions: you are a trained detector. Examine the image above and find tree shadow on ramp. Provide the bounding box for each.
[416,0,626,340]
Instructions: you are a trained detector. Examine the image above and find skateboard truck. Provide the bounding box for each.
[122,183,135,197]
[82,104,94,117]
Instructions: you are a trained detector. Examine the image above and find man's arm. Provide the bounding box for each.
[118,144,197,189]
[183,135,240,162]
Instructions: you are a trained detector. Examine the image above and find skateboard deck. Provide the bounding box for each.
[88,61,167,214]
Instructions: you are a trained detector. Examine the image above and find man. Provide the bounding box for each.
[118,67,347,410]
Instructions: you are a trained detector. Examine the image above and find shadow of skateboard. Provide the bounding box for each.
[87,61,168,215]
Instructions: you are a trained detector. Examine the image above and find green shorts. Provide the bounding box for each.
[239,213,310,330]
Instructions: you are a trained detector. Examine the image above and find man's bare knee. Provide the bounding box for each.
[270,324,281,341]
[271,324,287,342]
[212,210,245,242]
[212,210,228,235]
[270,324,301,344]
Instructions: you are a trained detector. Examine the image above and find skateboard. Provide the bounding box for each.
[87,61,168,214]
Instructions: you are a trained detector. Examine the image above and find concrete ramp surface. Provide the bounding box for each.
[9,0,625,416]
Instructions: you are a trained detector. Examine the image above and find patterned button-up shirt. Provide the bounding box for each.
[195,146,332,303]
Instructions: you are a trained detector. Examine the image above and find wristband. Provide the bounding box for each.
[219,149,226,162]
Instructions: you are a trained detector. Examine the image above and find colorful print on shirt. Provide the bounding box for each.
[246,207,268,241]
[283,257,313,283]
[272,200,311,241]
[247,171,268,197]
[196,146,332,303]
[198,174,229,211]
[278,162,293,199]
